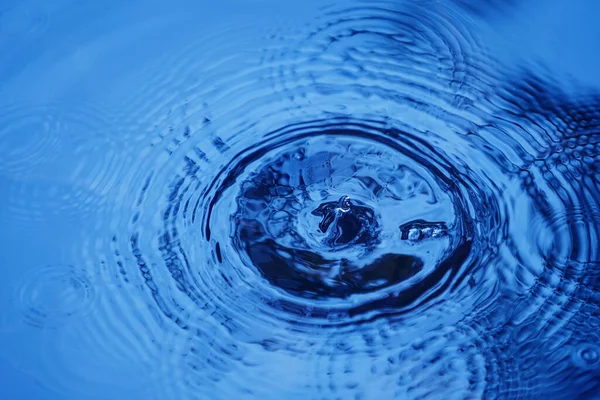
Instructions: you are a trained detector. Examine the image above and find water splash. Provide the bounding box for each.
[86,2,599,398]
[0,0,599,399]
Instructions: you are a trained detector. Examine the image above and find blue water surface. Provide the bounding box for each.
[1,0,600,399]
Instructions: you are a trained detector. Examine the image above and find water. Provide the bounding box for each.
[1,0,599,399]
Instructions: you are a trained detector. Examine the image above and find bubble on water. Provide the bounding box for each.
[399,220,449,242]
[573,344,600,369]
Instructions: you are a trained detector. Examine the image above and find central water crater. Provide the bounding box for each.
[216,130,467,303]
[310,195,378,249]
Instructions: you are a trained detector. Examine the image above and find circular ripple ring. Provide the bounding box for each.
[199,118,497,324]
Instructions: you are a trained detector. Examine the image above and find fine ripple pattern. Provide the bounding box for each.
[0,100,120,179]
[8,0,600,399]
[101,2,510,398]
[463,72,600,398]
[12,264,96,329]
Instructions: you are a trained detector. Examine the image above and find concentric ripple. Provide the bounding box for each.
[459,72,600,398]
[94,1,516,397]
[204,121,487,321]
[0,100,121,179]
[0,103,64,177]
[12,264,96,329]
[5,0,600,399]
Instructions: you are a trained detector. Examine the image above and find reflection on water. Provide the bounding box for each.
[0,0,599,399]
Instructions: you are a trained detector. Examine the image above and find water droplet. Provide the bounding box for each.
[574,344,600,368]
